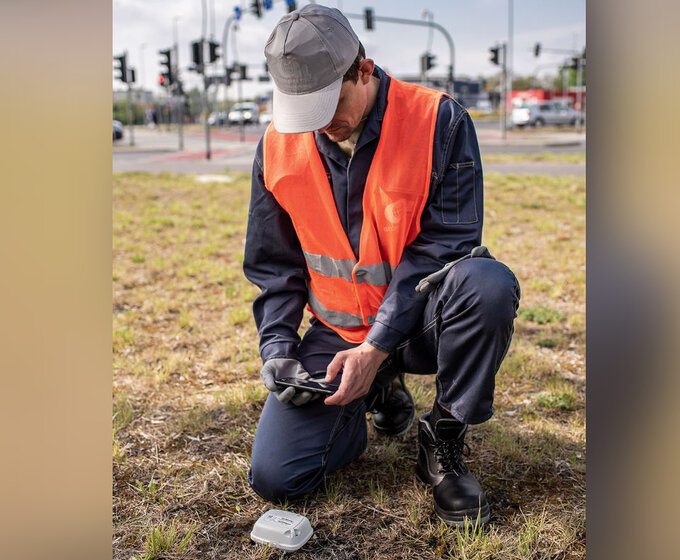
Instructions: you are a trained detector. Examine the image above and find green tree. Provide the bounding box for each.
[112,100,145,125]
[512,75,536,90]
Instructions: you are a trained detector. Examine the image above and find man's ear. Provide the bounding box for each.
[359,58,375,84]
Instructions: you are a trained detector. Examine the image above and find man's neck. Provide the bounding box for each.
[361,75,381,121]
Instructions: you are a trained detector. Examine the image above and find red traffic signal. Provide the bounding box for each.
[159,75,166,86]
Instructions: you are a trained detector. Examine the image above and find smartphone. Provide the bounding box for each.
[275,376,341,395]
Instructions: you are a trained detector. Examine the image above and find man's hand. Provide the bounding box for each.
[260,358,319,406]
[324,342,389,407]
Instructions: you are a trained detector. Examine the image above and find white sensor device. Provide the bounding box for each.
[250,509,313,552]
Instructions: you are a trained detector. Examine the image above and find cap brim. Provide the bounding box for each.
[272,77,342,134]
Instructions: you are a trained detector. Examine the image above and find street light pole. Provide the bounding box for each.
[507,0,514,129]
[501,43,507,141]
[576,56,583,133]
[174,16,184,150]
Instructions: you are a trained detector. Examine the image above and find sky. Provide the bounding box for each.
[113,0,586,99]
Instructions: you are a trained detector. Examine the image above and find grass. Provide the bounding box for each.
[112,170,585,559]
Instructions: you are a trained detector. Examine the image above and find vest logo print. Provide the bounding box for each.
[384,200,405,231]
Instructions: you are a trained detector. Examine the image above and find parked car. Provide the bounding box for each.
[113,120,124,141]
[208,111,227,126]
[228,103,259,125]
[512,101,583,128]
[473,99,493,114]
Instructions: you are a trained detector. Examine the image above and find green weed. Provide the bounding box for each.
[518,305,565,325]
[134,520,195,560]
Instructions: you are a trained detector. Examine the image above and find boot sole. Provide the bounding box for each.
[434,502,490,527]
[415,470,491,526]
[372,397,416,437]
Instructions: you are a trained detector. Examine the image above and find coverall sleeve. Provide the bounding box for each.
[243,139,309,363]
[365,100,484,353]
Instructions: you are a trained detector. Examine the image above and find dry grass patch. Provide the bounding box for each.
[113,170,585,559]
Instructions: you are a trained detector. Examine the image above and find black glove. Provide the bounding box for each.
[415,246,494,295]
[259,358,319,406]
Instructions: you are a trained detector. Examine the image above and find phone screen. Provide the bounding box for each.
[275,376,341,395]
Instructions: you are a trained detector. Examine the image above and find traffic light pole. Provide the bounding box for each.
[125,61,135,146]
[203,74,212,159]
[173,20,184,151]
[501,43,507,141]
[344,12,455,97]
[576,57,583,134]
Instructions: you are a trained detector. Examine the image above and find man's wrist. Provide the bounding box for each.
[362,340,390,361]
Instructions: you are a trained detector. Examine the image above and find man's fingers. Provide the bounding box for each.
[275,386,296,403]
[291,390,314,406]
[324,367,359,406]
[261,372,279,392]
[324,387,347,406]
[325,352,345,382]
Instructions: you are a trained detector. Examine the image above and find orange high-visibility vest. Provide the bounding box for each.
[263,77,445,343]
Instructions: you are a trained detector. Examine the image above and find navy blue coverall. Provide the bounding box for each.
[243,66,520,502]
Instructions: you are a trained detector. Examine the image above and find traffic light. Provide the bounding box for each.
[158,49,174,85]
[420,52,436,74]
[569,56,579,70]
[534,43,541,57]
[364,8,374,30]
[191,40,204,71]
[129,68,136,84]
[250,0,262,18]
[208,40,220,63]
[489,46,500,66]
[240,64,248,80]
[114,53,128,83]
[158,74,166,87]
[285,0,297,13]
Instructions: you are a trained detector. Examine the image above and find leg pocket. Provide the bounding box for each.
[441,161,479,225]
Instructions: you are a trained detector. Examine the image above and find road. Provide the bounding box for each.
[113,124,585,176]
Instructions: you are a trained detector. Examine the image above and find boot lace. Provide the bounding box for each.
[434,438,470,476]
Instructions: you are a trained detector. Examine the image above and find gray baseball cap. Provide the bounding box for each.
[264,4,360,133]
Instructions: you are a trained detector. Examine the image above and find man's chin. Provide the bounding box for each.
[324,130,351,142]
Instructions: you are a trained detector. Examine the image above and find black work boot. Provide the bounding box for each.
[369,372,416,437]
[416,412,490,526]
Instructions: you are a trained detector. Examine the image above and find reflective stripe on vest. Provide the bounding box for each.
[303,251,396,286]
[308,290,376,329]
[263,77,445,343]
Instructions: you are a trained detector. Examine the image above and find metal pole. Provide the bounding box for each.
[344,12,455,96]
[501,43,507,141]
[126,84,134,146]
[507,0,513,129]
[200,0,211,158]
[576,57,583,133]
[203,74,211,159]
[166,91,172,132]
[238,70,245,142]
[125,51,135,146]
[221,14,235,135]
[174,17,184,150]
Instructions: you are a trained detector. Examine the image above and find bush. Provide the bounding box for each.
[113,100,145,125]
